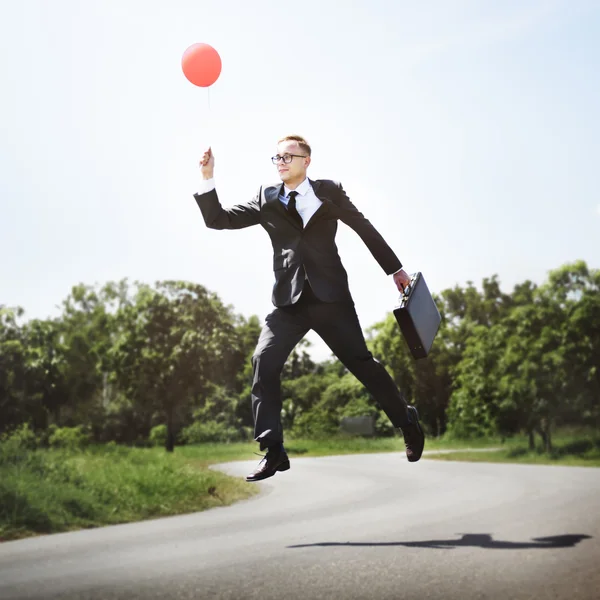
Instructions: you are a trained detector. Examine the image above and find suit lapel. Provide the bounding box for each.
[265,180,333,231]
[310,179,322,196]
[264,183,303,230]
[264,183,284,205]
[304,179,332,230]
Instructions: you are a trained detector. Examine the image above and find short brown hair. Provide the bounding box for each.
[278,134,311,156]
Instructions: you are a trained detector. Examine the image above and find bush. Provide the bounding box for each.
[291,374,379,438]
[48,425,90,450]
[0,423,41,466]
[0,480,53,534]
[291,402,340,438]
[149,424,167,447]
[178,421,246,444]
[1,422,40,449]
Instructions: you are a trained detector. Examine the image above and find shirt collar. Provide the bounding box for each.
[283,178,311,198]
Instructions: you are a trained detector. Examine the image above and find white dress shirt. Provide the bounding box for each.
[198,176,321,227]
[197,177,403,276]
[279,178,322,227]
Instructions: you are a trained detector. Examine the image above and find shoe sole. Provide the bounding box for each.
[246,460,290,482]
[406,407,425,463]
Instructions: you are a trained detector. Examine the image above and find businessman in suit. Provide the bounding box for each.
[194,135,424,482]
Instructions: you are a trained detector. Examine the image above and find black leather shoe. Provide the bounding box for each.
[401,406,425,462]
[246,445,290,482]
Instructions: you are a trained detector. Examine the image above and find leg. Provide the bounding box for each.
[311,300,411,429]
[251,305,310,450]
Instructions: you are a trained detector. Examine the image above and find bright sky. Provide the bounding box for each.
[1,0,599,362]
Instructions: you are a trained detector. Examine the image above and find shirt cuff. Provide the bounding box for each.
[198,177,215,194]
[392,267,403,275]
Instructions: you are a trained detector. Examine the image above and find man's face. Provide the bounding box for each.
[274,141,310,183]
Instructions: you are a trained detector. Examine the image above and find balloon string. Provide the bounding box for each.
[206,87,212,144]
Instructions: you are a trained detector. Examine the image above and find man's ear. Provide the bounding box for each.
[305,156,311,168]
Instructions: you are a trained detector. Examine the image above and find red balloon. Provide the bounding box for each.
[181,43,222,87]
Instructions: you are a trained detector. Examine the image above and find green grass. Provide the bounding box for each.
[425,433,600,467]
[2,430,597,542]
[0,444,258,542]
[176,430,600,470]
[0,433,499,542]
[176,433,504,466]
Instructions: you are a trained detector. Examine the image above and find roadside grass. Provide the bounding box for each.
[0,444,258,542]
[177,429,600,468]
[176,433,504,466]
[0,433,495,542]
[2,429,597,542]
[425,432,600,467]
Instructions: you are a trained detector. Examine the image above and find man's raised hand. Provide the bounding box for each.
[200,147,214,179]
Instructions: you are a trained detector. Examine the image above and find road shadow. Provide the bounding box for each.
[287,533,592,550]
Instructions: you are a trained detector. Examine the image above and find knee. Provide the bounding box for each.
[349,350,375,368]
[345,352,386,378]
[251,349,283,380]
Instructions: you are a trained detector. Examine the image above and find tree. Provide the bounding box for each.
[0,307,31,433]
[445,323,506,439]
[368,292,455,437]
[446,262,599,452]
[109,281,239,451]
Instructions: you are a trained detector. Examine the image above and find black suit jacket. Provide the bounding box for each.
[194,179,402,307]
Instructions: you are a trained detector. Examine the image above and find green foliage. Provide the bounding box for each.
[427,430,600,467]
[443,261,600,450]
[108,280,245,451]
[445,323,506,438]
[0,423,40,458]
[0,442,257,540]
[48,425,90,450]
[149,424,167,447]
[178,420,247,444]
[369,312,454,437]
[288,371,395,437]
[1,261,599,457]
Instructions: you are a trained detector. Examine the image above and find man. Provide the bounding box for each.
[194,135,424,482]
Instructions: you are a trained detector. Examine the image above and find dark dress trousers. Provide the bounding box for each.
[194,179,411,448]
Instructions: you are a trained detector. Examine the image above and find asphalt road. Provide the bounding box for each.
[1,452,599,600]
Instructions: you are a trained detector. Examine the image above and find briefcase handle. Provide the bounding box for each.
[399,272,419,302]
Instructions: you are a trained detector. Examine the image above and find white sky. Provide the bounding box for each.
[1,0,599,362]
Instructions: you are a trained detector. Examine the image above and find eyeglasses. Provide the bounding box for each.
[271,153,308,165]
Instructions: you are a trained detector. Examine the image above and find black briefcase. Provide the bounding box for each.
[393,272,441,359]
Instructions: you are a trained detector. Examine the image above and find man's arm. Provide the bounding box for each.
[334,182,402,275]
[194,187,261,230]
[335,182,411,292]
[193,148,261,230]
